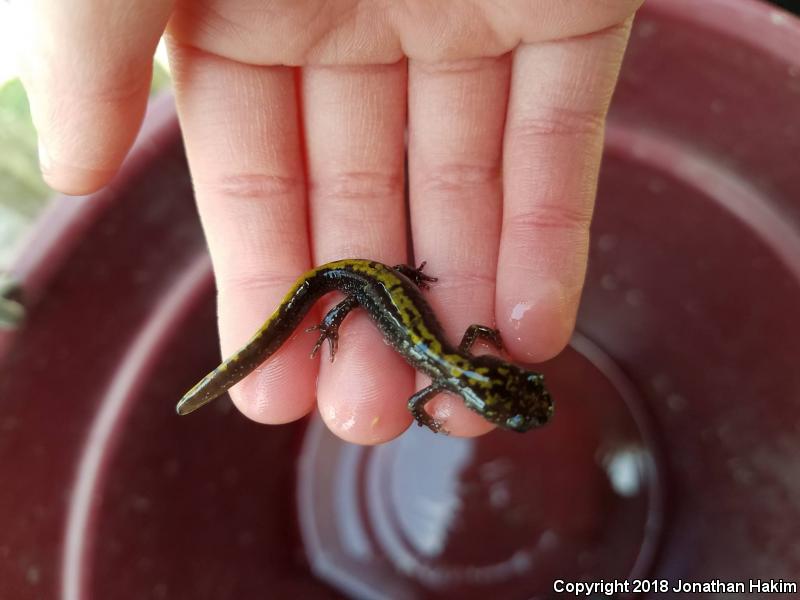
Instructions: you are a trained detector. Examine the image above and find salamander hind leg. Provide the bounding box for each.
[459,324,504,354]
[407,384,447,434]
[393,261,438,290]
[306,296,359,361]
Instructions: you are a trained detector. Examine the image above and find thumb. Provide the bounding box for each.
[12,0,173,195]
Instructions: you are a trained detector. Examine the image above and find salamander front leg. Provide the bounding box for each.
[393,261,438,290]
[459,324,504,354]
[407,384,447,433]
[306,296,359,361]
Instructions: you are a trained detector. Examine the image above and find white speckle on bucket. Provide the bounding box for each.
[489,482,511,508]
[667,393,687,412]
[647,178,667,194]
[597,234,617,252]
[600,274,618,291]
[537,529,559,551]
[625,289,644,307]
[637,20,658,38]
[603,448,646,497]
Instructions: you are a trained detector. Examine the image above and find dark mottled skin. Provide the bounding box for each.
[176,259,553,433]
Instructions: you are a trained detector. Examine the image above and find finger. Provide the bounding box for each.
[498,22,633,361]
[168,43,316,424]
[13,0,173,195]
[302,62,410,444]
[407,55,512,437]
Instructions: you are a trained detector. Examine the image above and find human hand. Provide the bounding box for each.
[15,0,642,443]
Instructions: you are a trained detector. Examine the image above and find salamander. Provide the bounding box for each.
[176,259,553,433]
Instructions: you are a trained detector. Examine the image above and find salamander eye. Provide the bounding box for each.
[504,414,528,431]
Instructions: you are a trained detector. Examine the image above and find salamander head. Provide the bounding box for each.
[459,356,554,433]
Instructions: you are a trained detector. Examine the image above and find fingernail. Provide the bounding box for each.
[507,279,567,329]
[503,279,571,361]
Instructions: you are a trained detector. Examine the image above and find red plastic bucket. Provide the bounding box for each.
[2,0,799,597]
